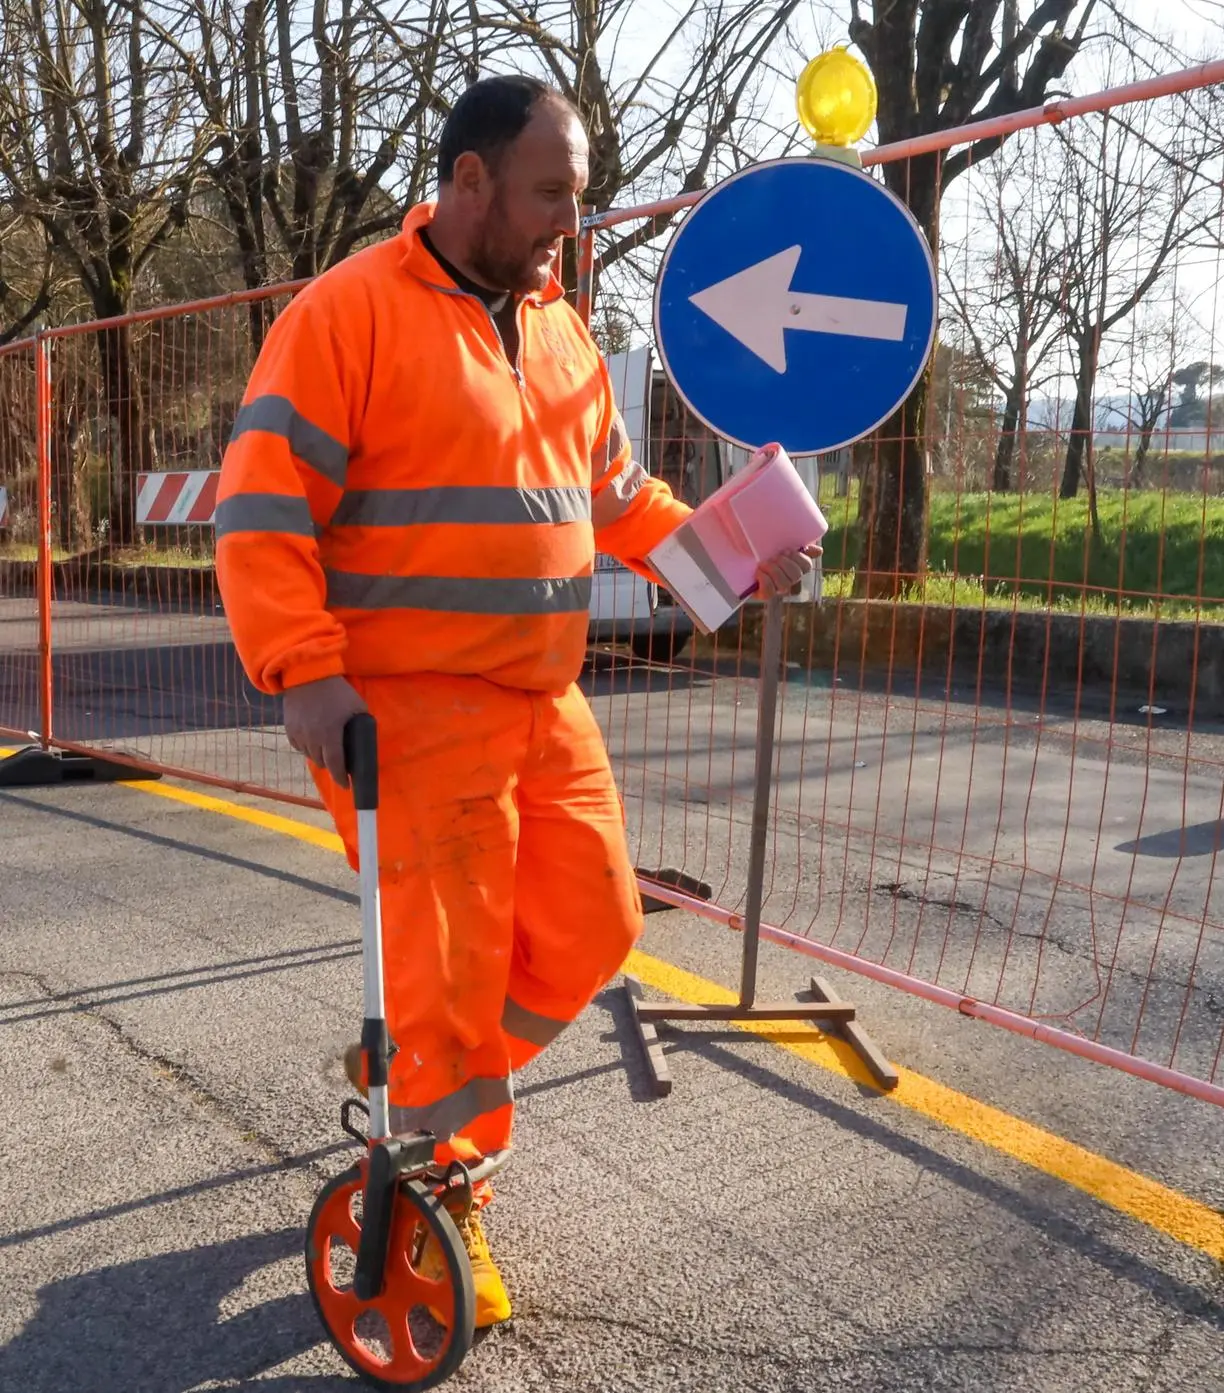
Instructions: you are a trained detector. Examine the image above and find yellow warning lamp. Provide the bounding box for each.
[795,46,877,150]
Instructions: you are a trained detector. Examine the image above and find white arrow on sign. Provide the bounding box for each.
[689,244,908,374]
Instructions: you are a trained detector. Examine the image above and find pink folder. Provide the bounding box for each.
[647,442,829,633]
[685,443,829,598]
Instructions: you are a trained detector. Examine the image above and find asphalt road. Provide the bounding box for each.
[1,770,1222,1392]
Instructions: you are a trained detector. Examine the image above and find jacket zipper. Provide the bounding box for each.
[480,296,527,393]
[424,277,527,393]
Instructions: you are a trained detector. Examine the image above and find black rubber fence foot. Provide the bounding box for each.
[0,746,161,788]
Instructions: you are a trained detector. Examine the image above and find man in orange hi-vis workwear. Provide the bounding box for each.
[216,74,818,1327]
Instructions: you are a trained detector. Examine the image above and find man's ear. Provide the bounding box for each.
[450,150,489,199]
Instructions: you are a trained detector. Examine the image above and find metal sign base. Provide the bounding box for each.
[620,597,898,1098]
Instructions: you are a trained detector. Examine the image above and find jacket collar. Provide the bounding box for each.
[398,201,566,307]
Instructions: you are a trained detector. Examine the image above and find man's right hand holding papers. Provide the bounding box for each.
[646,442,828,632]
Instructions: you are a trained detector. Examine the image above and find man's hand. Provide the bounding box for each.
[283,675,369,785]
[755,542,823,599]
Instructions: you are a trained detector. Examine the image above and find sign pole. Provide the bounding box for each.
[622,45,921,1097]
[622,587,897,1096]
[738,595,784,1009]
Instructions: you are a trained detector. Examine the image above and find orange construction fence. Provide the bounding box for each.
[2,60,1224,1108]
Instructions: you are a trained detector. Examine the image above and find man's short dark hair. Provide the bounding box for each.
[437,75,574,183]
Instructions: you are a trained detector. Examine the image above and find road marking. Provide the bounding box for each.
[627,953,1224,1263]
[134,779,345,854]
[0,748,343,851]
[6,751,1224,1264]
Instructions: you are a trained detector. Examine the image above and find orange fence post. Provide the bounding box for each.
[0,337,40,750]
[35,331,52,751]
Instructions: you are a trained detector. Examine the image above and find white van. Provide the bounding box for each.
[589,347,835,660]
[590,346,695,662]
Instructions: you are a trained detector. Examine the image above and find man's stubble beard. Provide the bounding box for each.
[471,189,553,296]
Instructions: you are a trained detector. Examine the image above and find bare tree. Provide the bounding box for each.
[1096,304,1184,484]
[250,0,456,279]
[942,142,1069,492]
[0,0,213,544]
[1045,76,1224,505]
[0,214,60,343]
[474,0,806,301]
[845,1,1157,594]
[146,0,459,346]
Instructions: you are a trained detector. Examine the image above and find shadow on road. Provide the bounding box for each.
[1116,821,1224,859]
[0,1227,362,1392]
[0,790,353,902]
[0,1146,353,1255]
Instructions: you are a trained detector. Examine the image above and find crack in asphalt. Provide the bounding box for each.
[1,967,299,1172]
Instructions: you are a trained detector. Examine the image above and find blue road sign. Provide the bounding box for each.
[653,156,938,457]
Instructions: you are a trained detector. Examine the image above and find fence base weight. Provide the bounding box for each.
[0,745,163,788]
[808,976,900,1091]
[621,971,897,1098]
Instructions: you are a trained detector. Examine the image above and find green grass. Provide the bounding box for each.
[0,543,71,563]
[818,488,1224,621]
[110,546,214,570]
[0,542,213,568]
[5,486,1224,621]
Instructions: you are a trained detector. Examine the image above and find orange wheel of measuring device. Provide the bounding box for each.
[306,1161,476,1390]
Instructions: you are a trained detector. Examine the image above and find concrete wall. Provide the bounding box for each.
[704,600,1224,713]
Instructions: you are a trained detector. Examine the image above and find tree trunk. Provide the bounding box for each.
[1059,336,1097,500]
[855,153,938,597]
[96,319,156,547]
[220,158,272,353]
[1087,445,1102,544]
[50,403,87,552]
[992,382,1023,492]
[1131,423,1155,485]
[855,388,929,596]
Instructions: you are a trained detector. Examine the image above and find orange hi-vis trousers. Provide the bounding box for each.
[314,671,644,1189]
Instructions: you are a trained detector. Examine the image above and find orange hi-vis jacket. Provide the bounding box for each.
[216,202,691,695]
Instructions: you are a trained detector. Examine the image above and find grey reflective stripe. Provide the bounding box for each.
[502,997,569,1049]
[388,1075,513,1142]
[229,394,348,489]
[215,493,319,540]
[592,460,648,531]
[332,485,590,528]
[326,571,592,615]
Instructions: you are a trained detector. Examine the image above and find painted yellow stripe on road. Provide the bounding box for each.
[133,779,345,854]
[0,747,343,852]
[7,754,1224,1264]
[624,951,1224,1263]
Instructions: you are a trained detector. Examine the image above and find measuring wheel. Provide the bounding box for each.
[305,714,476,1388]
[306,1149,474,1388]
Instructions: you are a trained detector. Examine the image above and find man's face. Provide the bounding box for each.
[468,103,589,294]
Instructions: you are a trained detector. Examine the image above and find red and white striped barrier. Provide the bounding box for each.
[136,470,220,525]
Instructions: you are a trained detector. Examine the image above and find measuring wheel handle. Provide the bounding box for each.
[304,713,477,1389]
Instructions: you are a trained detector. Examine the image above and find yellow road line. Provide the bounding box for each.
[133,779,345,854]
[625,952,1224,1263]
[0,748,344,853]
[7,751,1224,1263]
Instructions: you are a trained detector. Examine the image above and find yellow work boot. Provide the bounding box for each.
[419,1204,512,1328]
